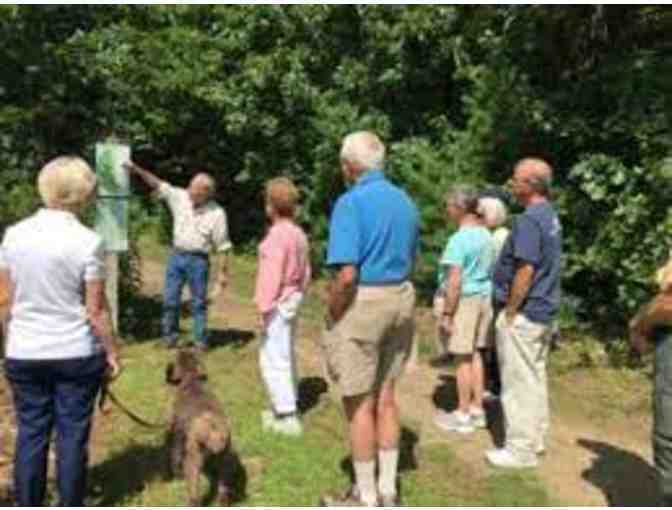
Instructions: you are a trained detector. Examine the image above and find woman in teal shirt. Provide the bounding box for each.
[434,186,496,434]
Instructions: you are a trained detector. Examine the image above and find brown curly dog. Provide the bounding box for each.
[166,347,233,506]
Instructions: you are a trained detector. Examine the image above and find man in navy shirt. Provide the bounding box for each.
[486,158,562,469]
[320,131,419,506]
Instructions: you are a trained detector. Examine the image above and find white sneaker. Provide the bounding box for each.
[485,448,538,468]
[470,409,487,429]
[272,415,303,436]
[434,410,475,434]
[483,390,499,402]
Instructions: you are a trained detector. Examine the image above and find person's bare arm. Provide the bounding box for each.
[630,292,672,353]
[326,265,358,327]
[123,161,162,191]
[441,265,461,336]
[505,263,535,322]
[86,280,121,378]
[0,269,13,337]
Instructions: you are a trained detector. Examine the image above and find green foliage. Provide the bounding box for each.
[562,154,672,319]
[0,5,669,340]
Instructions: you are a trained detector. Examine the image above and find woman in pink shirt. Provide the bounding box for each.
[254,177,311,436]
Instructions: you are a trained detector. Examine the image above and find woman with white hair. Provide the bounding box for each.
[478,195,510,257]
[0,156,120,506]
[477,194,510,400]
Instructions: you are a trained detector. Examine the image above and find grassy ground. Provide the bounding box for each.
[86,235,556,507]
[85,234,655,506]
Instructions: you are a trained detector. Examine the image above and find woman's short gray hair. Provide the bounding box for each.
[445,185,480,214]
[38,156,97,210]
[340,131,386,171]
[478,196,509,228]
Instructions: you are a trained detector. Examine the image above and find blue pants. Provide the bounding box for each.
[162,251,210,345]
[5,354,106,507]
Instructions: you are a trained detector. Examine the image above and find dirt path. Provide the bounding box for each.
[140,255,657,507]
[393,362,656,506]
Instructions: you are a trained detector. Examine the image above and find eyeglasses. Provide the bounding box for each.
[508,176,533,185]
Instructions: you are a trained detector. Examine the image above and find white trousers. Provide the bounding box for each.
[496,312,551,460]
[259,293,302,415]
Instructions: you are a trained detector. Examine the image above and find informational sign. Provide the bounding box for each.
[94,141,131,332]
[95,142,130,253]
[96,199,129,252]
[95,142,130,198]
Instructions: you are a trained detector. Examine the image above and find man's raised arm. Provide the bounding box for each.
[123,161,162,191]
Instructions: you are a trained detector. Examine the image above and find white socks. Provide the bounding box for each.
[354,449,400,505]
[378,448,399,498]
[354,459,378,506]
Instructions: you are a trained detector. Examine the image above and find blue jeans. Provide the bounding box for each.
[162,251,210,345]
[5,354,106,507]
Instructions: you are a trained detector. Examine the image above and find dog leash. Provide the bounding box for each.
[99,385,166,429]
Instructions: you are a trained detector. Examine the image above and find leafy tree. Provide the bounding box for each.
[0,5,669,339]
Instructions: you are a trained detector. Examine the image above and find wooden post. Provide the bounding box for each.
[105,252,119,334]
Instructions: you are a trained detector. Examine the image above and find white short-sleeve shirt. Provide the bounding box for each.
[0,209,106,360]
[157,182,232,253]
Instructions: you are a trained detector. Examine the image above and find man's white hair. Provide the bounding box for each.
[340,131,386,171]
[478,196,508,228]
[37,156,97,211]
[191,173,216,195]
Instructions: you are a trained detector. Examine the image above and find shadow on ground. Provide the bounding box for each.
[89,437,247,506]
[203,449,248,506]
[297,376,329,415]
[89,441,169,505]
[432,373,457,413]
[122,295,163,342]
[432,373,505,447]
[578,438,660,506]
[121,293,255,349]
[208,328,255,349]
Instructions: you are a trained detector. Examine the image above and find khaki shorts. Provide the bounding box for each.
[320,282,416,397]
[445,294,493,355]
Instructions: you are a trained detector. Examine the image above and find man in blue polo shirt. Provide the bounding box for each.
[486,158,562,469]
[320,131,419,507]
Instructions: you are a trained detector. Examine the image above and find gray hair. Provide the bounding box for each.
[478,196,508,228]
[516,157,553,196]
[445,185,480,214]
[191,173,216,196]
[37,156,97,211]
[340,131,386,171]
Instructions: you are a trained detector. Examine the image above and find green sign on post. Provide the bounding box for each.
[95,141,131,334]
[95,142,130,252]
